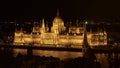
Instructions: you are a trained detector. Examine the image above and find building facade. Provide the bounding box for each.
[13,13,107,47]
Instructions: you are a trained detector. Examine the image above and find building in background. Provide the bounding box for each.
[13,11,107,47]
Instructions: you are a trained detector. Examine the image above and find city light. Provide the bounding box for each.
[13,12,107,47]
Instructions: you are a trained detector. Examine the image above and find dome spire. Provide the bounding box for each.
[57,9,59,16]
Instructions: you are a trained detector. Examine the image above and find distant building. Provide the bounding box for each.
[13,11,107,47]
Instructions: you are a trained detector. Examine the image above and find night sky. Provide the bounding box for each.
[0,0,120,22]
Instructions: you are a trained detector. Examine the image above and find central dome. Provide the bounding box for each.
[53,16,64,24]
[53,9,64,24]
[51,9,66,34]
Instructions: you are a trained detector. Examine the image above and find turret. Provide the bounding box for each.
[82,23,96,61]
[14,27,24,45]
[41,18,45,33]
[42,18,45,28]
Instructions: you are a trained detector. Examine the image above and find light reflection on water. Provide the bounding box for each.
[95,53,109,68]
[32,50,83,60]
[13,49,82,60]
[13,49,120,68]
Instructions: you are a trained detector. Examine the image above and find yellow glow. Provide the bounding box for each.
[14,16,107,47]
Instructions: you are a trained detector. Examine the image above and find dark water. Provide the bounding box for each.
[13,49,120,68]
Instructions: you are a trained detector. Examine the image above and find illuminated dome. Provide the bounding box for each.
[51,9,66,33]
[53,9,64,24]
[53,16,64,24]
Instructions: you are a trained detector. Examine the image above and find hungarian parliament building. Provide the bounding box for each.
[13,12,107,47]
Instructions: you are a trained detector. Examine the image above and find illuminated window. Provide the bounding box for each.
[91,35,98,44]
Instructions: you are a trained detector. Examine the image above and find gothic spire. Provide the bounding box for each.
[41,18,45,33]
[83,23,89,46]
[82,22,96,61]
[42,18,45,28]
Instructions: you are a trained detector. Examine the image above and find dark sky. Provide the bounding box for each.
[0,0,120,22]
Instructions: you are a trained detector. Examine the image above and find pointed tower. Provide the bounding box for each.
[82,23,96,61]
[42,18,45,28]
[41,18,45,33]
